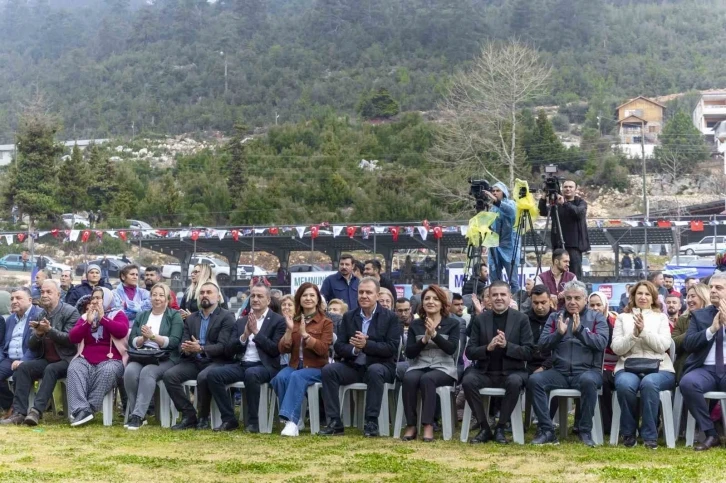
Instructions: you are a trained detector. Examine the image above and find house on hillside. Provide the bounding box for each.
[693,91,726,143]
[615,96,666,144]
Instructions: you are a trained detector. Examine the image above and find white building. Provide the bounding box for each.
[692,91,726,142]
[0,139,108,166]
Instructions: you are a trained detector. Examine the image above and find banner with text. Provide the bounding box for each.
[291,271,337,295]
[449,267,540,294]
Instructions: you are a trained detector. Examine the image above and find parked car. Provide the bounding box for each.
[288,264,326,273]
[0,254,31,271]
[61,213,90,228]
[36,256,72,274]
[667,255,701,266]
[237,265,269,279]
[680,236,726,256]
[127,219,154,231]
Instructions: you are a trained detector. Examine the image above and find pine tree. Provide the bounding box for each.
[86,143,117,210]
[655,110,711,175]
[224,122,248,192]
[527,110,564,167]
[57,144,89,216]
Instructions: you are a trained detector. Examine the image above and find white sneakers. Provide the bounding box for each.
[281,420,299,437]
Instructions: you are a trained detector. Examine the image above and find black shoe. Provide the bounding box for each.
[245,423,260,433]
[126,415,143,431]
[363,420,379,437]
[171,416,197,430]
[469,427,493,444]
[579,431,596,447]
[494,426,510,444]
[318,421,344,436]
[623,435,637,448]
[401,427,418,441]
[196,417,210,430]
[432,420,441,432]
[695,435,722,451]
[70,410,94,427]
[643,440,658,450]
[214,420,240,432]
[531,429,558,445]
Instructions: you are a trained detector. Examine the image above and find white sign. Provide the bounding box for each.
[449,268,466,294]
[291,271,337,296]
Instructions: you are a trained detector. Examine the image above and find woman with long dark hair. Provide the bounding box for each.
[271,282,333,437]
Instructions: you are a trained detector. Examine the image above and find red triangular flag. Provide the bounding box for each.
[311,226,319,239]
[690,220,704,232]
[17,233,25,242]
[346,226,356,238]
[390,226,399,242]
[118,230,127,241]
[81,230,91,243]
[433,226,443,240]
[231,229,239,241]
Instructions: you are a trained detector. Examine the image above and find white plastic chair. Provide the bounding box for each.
[209,381,273,432]
[609,339,676,448]
[685,391,726,447]
[122,381,174,428]
[549,388,604,445]
[58,378,115,426]
[392,338,461,441]
[7,376,36,411]
[459,388,525,444]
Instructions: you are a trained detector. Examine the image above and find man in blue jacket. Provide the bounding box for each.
[679,271,726,451]
[320,254,359,311]
[528,280,608,447]
[0,287,43,412]
[485,182,520,293]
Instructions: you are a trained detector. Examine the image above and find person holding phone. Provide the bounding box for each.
[611,281,674,449]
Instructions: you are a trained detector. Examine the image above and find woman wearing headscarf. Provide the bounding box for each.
[66,286,129,426]
[113,264,151,326]
[179,264,227,319]
[588,290,618,435]
[124,283,183,430]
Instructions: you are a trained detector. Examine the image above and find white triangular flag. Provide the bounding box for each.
[296,226,306,238]
[672,221,689,226]
[217,230,227,241]
[332,226,344,238]
[179,230,190,240]
[3,235,12,245]
[38,231,49,238]
[460,225,468,236]
[254,228,265,235]
[69,230,80,242]
[373,226,386,234]
[107,230,118,238]
[417,226,428,240]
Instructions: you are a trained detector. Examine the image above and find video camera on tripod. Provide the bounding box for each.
[468,178,492,213]
[542,164,562,204]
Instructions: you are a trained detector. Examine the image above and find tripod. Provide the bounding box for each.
[508,209,544,307]
[542,194,565,251]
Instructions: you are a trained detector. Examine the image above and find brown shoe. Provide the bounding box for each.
[23,408,40,426]
[694,435,722,451]
[1,413,25,425]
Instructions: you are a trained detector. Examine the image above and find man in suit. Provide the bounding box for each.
[528,280,608,447]
[207,283,285,432]
[163,282,235,430]
[318,277,402,437]
[462,281,533,444]
[1,280,79,425]
[679,272,726,451]
[0,287,43,413]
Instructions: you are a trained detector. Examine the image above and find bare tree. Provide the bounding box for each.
[428,41,550,213]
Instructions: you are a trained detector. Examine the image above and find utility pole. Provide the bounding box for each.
[220,51,228,95]
[642,121,648,276]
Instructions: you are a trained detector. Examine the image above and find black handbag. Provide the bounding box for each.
[623,357,660,377]
[127,346,171,365]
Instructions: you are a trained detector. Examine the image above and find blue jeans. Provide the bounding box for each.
[489,247,520,293]
[614,370,675,441]
[271,366,322,425]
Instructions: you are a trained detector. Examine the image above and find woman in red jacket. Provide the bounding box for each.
[66,287,129,427]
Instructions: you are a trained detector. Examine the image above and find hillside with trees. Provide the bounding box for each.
[1,0,726,142]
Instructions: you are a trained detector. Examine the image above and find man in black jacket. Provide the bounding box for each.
[462,281,533,444]
[679,272,726,451]
[207,284,285,433]
[462,264,489,297]
[164,282,235,430]
[1,280,79,426]
[318,277,402,437]
[527,285,554,374]
[538,179,590,278]
[363,259,397,303]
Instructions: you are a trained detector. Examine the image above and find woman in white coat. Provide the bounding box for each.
[611,280,675,449]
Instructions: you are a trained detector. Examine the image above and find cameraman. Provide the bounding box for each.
[538,179,590,279]
[484,182,519,293]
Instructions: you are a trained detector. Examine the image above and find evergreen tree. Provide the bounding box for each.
[3,104,63,225]
[57,144,89,215]
[224,122,248,192]
[654,110,711,175]
[526,110,564,168]
[356,88,400,120]
[86,143,117,210]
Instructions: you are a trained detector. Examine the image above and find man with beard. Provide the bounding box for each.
[528,280,608,447]
[207,283,286,433]
[665,293,682,331]
[535,249,576,311]
[1,280,79,425]
[321,254,359,311]
[394,298,413,380]
[144,265,179,310]
[463,264,489,297]
[527,285,554,374]
[163,282,235,430]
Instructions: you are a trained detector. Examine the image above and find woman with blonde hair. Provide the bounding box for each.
[378,288,394,310]
[672,283,711,381]
[612,280,675,449]
[179,264,226,319]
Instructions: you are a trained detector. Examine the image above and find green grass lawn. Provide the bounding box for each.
[0,413,722,483]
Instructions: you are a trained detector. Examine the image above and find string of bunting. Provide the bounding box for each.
[0,218,712,245]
